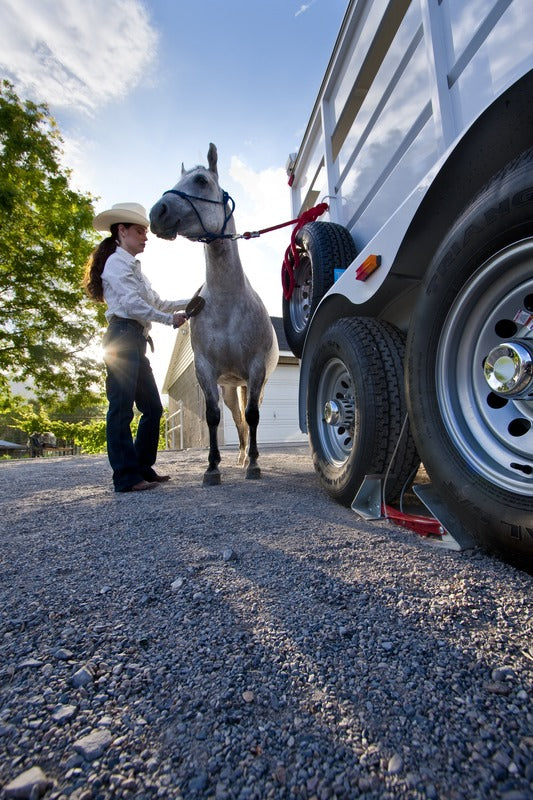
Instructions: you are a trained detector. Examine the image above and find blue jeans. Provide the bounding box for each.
[103,318,163,491]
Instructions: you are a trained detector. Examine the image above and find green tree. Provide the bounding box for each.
[8,398,168,456]
[0,80,105,406]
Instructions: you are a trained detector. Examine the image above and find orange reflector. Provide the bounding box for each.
[356,254,381,281]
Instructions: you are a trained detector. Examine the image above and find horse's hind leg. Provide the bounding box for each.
[221,385,248,467]
[245,368,267,480]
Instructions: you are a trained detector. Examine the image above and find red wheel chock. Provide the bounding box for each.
[351,475,476,551]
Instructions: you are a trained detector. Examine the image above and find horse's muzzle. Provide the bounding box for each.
[149,200,180,239]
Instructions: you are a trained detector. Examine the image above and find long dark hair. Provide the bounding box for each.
[83,222,131,302]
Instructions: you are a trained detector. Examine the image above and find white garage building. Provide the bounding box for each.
[162,317,308,449]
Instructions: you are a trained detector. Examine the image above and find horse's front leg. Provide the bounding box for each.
[245,399,261,479]
[204,398,221,485]
[197,364,221,486]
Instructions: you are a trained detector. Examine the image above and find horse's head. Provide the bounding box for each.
[149,143,235,243]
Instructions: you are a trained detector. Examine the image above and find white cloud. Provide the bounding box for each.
[57,132,98,194]
[229,156,291,233]
[228,156,291,316]
[133,234,207,392]
[0,0,158,114]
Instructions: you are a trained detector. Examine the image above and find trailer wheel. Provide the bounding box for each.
[308,317,420,505]
[283,222,357,358]
[406,148,533,560]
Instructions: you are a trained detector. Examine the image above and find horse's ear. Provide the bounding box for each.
[181,162,186,175]
[207,143,218,176]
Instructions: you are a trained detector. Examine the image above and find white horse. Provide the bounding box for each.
[150,144,279,485]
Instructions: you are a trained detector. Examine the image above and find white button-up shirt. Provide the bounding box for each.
[102,247,184,337]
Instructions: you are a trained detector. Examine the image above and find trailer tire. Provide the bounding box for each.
[283,222,356,358]
[406,147,533,561]
[308,317,419,506]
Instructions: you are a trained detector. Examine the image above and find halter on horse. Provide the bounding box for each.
[161,186,236,243]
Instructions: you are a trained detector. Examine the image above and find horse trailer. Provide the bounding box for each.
[283,0,533,561]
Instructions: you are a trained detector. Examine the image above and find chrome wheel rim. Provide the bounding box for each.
[290,255,312,334]
[436,238,533,493]
[316,357,356,464]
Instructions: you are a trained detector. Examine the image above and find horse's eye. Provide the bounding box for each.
[195,174,208,188]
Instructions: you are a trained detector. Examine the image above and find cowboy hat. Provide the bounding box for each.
[93,202,149,232]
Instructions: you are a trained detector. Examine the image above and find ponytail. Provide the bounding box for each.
[83,223,124,302]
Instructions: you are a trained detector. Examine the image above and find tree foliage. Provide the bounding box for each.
[0,80,105,406]
[15,406,109,455]
[7,398,168,456]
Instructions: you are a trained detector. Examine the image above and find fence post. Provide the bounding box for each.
[165,401,184,450]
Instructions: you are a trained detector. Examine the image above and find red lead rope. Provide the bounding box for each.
[280,202,329,300]
[235,201,329,301]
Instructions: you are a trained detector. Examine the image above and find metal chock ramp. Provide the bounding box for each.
[412,484,476,551]
[352,475,476,551]
[351,475,383,520]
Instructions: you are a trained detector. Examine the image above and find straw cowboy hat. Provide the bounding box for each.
[93,202,150,232]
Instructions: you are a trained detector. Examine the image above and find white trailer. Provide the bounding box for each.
[284,0,533,561]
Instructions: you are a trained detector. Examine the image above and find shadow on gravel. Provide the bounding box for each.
[0,450,531,799]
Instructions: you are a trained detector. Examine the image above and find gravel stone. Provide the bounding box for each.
[387,753,403,774]
[4,766,52,798]
[72,729,113,761]
[0,447,532,799]
[51,705,77,723]
[71,666,93,688]
[52,649,74,661]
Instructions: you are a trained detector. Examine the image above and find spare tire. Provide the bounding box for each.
[282,222,356,358]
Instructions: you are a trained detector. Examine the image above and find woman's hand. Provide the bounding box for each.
[172,311,188,329]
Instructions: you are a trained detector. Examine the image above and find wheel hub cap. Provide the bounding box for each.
[323,398,355,426]
[484,341,533,396]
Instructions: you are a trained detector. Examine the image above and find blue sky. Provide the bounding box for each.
[0,0,348,389]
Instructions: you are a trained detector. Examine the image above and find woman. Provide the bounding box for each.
[84,202,187,492]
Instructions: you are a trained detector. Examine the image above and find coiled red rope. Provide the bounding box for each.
[280,202,329,300]
[234,201,329,300]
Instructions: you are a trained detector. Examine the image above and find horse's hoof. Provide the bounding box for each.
[203,470,221,486]
[246,465,261,480]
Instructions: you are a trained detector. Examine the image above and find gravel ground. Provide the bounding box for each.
[0,446,532,800]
